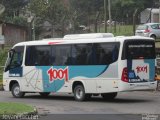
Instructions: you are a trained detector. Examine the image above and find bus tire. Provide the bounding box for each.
[101,92,117,100]
[74,85,90,101]
[11,83,25,98]
[39,92,50,97]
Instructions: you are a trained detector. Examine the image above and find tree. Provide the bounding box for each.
[29,0,69,37]
[0,0,28,26]
[69,0,103,33]
[0,0,28,17]
[112,0,154,24]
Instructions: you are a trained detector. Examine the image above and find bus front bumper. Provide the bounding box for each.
[2,80,10,91]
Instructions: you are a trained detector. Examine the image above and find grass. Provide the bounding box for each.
[94,24,134,36]
[0,102,35,115]
[113,25,134,36]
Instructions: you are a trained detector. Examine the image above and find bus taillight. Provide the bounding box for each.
[121,67,128,82]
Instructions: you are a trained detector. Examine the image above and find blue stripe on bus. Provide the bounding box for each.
[144,59,155,81]
[36,65,108,92]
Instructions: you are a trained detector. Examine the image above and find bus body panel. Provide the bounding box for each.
[119,60,156,91]
[3,62,120,93]
[2,35,157,97]
[127,59,155,82]
[22,66,44,92]
[18,62,119,93]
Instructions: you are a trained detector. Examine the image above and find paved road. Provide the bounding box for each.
[0,91,160,120]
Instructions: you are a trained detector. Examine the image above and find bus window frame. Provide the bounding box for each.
[25,42,120,66]
[122,39,155,60]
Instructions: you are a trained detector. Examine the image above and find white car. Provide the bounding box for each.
[135,23,160,40]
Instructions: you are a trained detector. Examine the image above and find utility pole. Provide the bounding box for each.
[159,7,160,23]
[95,12,100,33]
[104,0,107,33]
[27,14,35,41]
[159,0,160,23]
[108,0,112,33]
[133,9,138,35]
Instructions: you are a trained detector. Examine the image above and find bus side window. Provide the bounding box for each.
[94,43,119,65]
[112,46,119,62]
[25,46,37,66]
[25,46,51,66]
[72,44,91,65]
[51,45,71,66]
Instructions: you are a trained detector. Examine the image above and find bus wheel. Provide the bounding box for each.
[101,92,117,100]
[11,83,25,98]
[74,85,90,101]
[39,92,50,97]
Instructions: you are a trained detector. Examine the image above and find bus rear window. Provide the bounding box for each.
[122,40,155,59]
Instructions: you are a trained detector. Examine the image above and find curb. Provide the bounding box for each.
[21,107,38,117]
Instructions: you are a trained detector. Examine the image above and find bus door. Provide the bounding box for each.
[25,45,56,92]
[122,40,155,83]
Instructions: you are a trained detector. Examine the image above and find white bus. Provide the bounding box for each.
[3,33,157,101]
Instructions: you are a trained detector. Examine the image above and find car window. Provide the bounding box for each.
[137,25,148,30]
[151,24,159,29]
[158,24,160,29]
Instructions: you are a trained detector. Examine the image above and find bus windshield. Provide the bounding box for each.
[122,40,155,59]
[5,46,24,72]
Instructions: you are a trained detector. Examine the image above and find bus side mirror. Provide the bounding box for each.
[9,49,15,58]
[9,52,12,58]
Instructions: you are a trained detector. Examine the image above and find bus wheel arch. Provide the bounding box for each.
[72,81,84,92]
[10,80,25,98]
[9,80,19,91]
[72,81,91,101]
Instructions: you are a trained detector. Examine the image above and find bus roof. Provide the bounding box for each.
[14,33,154,46]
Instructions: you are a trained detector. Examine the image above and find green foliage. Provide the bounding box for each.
[94,25,133,36]
[0,0,157,36]
[29,0,69,36]
[69,0,103,25]
[30,0,68,24]
[0,0,28,9]
[111,0,154,23]
[3,16,27,26]
[0,102,34,115]
[29,0,48,18]
[0,0,28,26]
[12,16,27,26]
[0,49,8,66]
[0,48,8,81]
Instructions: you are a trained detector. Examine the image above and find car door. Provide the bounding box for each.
[151,24,160,38]
[157,24,160,38]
